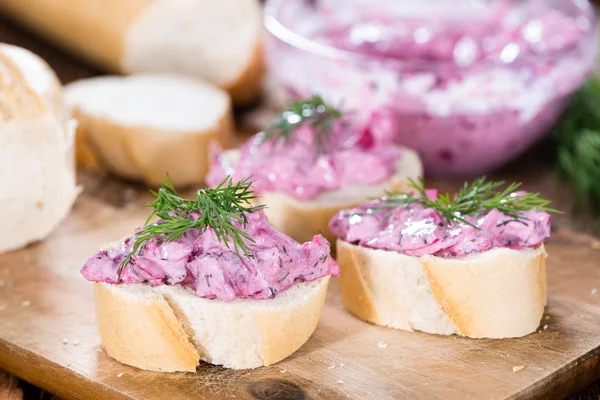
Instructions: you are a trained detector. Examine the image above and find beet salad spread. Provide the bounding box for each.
[81,210,339,301]
[207,121,404,201]
[329,193,551,258]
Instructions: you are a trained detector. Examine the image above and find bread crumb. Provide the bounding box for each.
[591,288,597,296]
[96,348,103,353]
[117,373,124,378]
[513,366,525,373]
[21,301,31,307]
[62,338,69,345]
[327,364,335,370]
[543,325,548,330]
[337,380,344,384]
[72,340,80,346]
[377,341,388,349]
[280,369,287,374]
[544,315,550,320]
[339,363,346,367]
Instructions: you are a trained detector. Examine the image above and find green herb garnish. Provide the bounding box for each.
[378,177,560,228]
[260,95,342,154]
[117,175,266,279]
[552,78,600,229]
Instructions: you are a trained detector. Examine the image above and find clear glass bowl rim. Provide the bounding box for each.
[263,0,597,67]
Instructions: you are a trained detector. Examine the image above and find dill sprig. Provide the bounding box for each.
[378,177,561,228]
[117,175,266,279]
[552,77,600,229]
[259,95,342,154]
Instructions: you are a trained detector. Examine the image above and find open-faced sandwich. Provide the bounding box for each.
[81,176,338,371]
[207,96,423,245]
[329,178,559,339]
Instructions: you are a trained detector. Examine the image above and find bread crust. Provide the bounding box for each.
[336,240,547,339]
[93,277,330,371]
[0,0,150,71]
[69,94,234,187]
[94,283,200,373]
[0,50,46,120]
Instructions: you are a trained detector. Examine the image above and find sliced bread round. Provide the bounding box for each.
[216,148,423,245]
[0,45,78,252]
[123,0,264,105]
[336,239,547,339]
[94,276,330,371]
[65,75,234,187]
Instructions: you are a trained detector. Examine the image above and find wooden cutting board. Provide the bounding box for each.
[0,175,599,400]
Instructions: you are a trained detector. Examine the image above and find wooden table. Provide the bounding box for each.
[1,13,600,400]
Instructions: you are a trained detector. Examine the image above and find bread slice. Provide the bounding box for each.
[336,240,547,338]
[122,0,264,105]
[216,148,423,245]
[65,75,234,187]
[0,0,264,105]
[94,276,330,371]
[0,46,78,252]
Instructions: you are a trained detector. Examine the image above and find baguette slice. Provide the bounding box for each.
[0,45,78,252]
[65,75,234,187]
[123,0,265,105]
[336,240,547,339]
[217,149,423,245]
[0,0,264,105]
[94,276,330,371]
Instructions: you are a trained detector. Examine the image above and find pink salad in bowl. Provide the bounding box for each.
[264,0,597,176]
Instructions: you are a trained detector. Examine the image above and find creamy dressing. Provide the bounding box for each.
[329,197,551,257]
[81,210,339,301]
[207,122,404,200]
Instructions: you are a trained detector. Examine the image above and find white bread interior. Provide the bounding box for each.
[65,75,234,187]
[0,46,78,253]
[336,240,547,339]
[94,276,330,371]
[217,148,423,245]
[0,0,264,105]
[122,0,265,105]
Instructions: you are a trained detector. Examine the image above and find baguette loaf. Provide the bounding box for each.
[94,276,330,371]
[0,45,78,252]
[336,240,547,338]
[65,75,234,187]
[216,149,423,245]
[0,0,264,105]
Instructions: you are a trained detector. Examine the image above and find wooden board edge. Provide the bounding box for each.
[0,338,130,400]
[509,347,600,400]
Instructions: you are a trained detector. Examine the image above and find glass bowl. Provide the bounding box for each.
[264,0,597,176]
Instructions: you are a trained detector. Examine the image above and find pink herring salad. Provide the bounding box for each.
[329,191,552,257]
[81,209,339,301]
[207,118,404,200]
